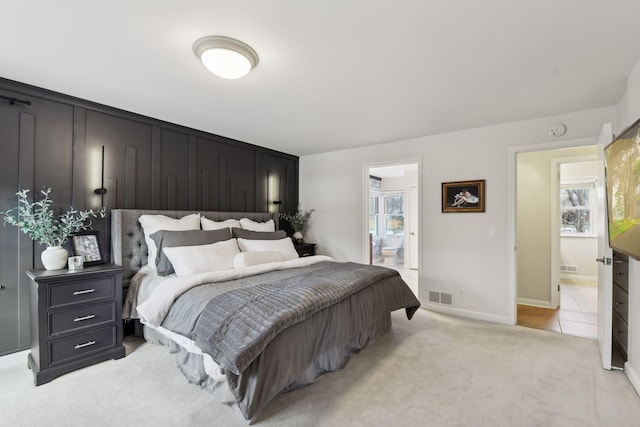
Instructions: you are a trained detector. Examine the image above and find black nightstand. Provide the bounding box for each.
[295,243,316,257]
[26,263,126,386]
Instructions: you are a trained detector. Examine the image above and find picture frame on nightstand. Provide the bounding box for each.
[70,230,104,266]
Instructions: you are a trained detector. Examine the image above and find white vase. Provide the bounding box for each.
[293,231,303,244]
[41,246,68,270]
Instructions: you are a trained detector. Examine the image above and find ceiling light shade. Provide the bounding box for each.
[193,36,259,79]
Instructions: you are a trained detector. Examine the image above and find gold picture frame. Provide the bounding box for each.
[442,180,486,213]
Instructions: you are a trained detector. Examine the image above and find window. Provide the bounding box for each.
[369,192,404,236]
[560,180,595,236]
[384,194,404,235]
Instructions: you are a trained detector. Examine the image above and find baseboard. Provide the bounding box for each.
[423,304,513,325]
[625,361,640,397]
[560,274,597,284]
[517,298,552,308]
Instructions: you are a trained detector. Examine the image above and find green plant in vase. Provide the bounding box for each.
[280,207,314,244]
[0,188,105,270]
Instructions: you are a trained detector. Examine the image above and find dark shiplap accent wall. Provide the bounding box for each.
[0,77,298,355]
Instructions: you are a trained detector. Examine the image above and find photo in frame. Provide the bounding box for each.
[442,180,486,213]
[69,230,104,266]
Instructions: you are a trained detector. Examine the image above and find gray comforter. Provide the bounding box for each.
[161,261,420,421]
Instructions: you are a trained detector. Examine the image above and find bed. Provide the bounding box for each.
[111,209,420,423]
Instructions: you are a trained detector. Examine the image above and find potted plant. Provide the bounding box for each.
[0,188,105,270]
[280,207,315,244]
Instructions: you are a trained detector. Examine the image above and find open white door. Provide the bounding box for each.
[408,186,419,270]
[597,123,614,370]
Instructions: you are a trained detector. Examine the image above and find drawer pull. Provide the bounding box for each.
[73,289,95,295]
[615,301,624,306]
[73,314,96,322]
[74,340,96,349]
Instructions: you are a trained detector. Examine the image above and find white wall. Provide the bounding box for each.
[516,150,554,304]
[617,57,640,395]
[300,106,615,324]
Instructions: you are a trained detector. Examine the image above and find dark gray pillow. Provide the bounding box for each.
[150,228,232,276]
[231,228,286,240]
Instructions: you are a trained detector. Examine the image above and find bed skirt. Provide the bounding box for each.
[143,309,392,423]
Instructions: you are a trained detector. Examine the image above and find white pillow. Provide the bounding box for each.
[233,251,284,269]
[138,214,201,271]
[201,217,241,231]
[237,237,299,261]
[163,239,240,276]
[239,218,275,232]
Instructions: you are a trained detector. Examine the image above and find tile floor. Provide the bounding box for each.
[518,278,597,339]
[558,279,598,338]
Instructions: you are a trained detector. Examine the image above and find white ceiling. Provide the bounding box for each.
[2,1,640,157]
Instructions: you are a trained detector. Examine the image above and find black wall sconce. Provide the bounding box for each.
[267,171,282,213]
[94,145,108,205]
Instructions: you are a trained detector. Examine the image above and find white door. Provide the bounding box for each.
[408,186,419,269]
[596,123,614,370]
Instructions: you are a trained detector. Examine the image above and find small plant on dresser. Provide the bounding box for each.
[0,188,105,270]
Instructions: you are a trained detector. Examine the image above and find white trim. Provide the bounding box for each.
[362,158,423,293]
[560,273,597,283]
[551,153,598,309]
[550,159,561,309]
[517,298,552,308]
[508,137,596,325]
[423,305,512,325]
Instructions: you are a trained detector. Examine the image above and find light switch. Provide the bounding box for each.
[488,228,496,238]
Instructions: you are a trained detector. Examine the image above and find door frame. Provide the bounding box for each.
[596,123,614,370]
[507,137,597,325]
[549,154,598,309]
[362,157,422,288]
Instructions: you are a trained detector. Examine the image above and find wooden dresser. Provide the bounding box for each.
[612,251,629,366]
[26,263,126,385]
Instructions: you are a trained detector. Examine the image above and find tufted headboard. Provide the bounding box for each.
[111,209,279,289]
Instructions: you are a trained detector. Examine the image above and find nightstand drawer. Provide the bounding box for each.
[49,326,117,367]
[49,301,117,336]
[49,276,115,308]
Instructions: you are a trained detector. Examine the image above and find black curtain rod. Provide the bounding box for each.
[0,94,31,106]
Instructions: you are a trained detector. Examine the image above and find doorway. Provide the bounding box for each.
[366,161,420,297]
[515,147,599,338]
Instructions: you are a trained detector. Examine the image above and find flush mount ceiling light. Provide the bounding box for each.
[193,36,259,79]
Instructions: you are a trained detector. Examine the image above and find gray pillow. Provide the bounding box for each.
[150,228,232,276]
[231,228,287,240]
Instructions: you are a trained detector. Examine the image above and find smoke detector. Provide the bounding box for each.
[549,123,567,137]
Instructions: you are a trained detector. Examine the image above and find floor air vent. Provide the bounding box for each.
[428,290,453,306]
[428,291,440,303]
[560,265,579,273]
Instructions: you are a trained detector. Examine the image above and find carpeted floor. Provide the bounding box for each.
[1,309,639,426]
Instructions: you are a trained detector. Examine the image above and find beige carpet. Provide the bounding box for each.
[2,309,639,427]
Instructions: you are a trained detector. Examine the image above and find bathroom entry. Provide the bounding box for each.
[367,162,420,295]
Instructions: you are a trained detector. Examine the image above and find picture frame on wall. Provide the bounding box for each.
[442,180,486,213]
[70,230,104,266]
